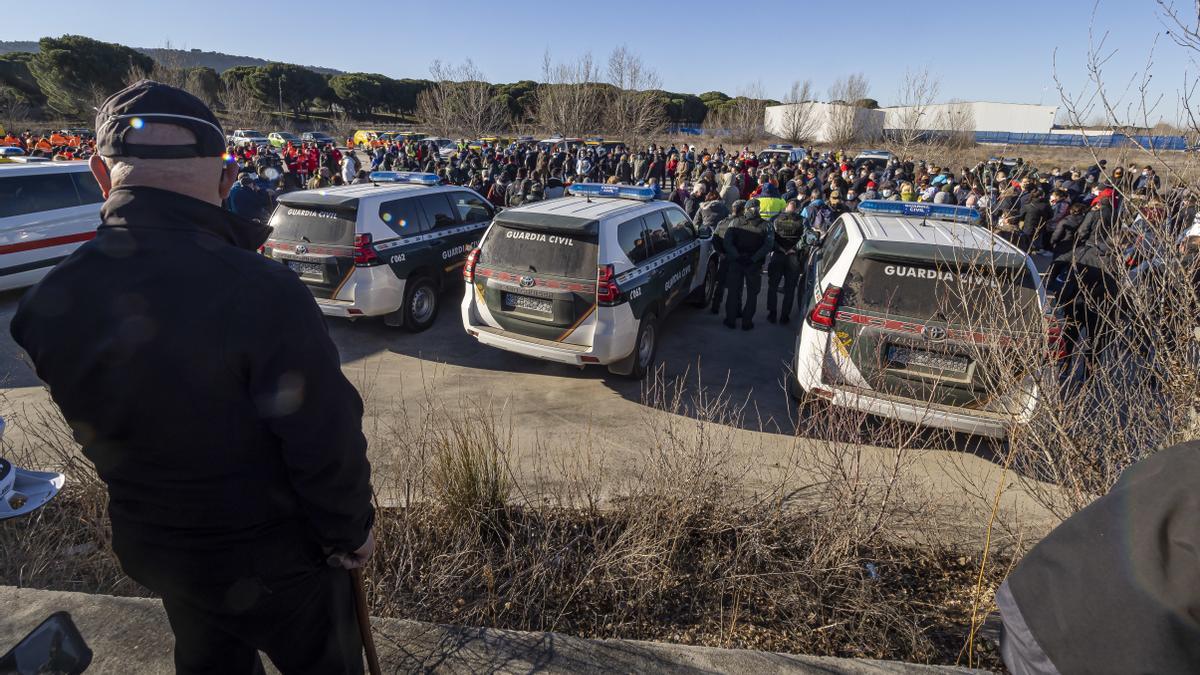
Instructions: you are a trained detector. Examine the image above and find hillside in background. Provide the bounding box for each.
[0,35,766,133]
[0,40,343,75]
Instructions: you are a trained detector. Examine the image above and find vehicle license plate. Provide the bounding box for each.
[287,260,324,278]
[887,346,969,374]
[503,292,553,316]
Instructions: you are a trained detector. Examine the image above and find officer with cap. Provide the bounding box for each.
[766,199,806,324]
[11,81,374,674]
[722,198,774,330]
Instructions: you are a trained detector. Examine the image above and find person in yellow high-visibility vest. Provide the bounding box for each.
[757,195,786,220]
[750,173,786,220]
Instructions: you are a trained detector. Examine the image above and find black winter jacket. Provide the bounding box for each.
[11,187,374,589]
[723,216,774,264]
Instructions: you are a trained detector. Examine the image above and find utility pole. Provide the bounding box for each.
[278,75,285,117]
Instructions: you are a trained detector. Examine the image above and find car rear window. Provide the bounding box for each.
[268,204,357,245]
[481,223,599,280]
[0,172,83,217]
[842,255,1040,328]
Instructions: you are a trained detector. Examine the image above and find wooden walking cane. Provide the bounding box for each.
[350,568,382,675]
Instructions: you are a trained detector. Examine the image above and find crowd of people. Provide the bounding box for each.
[8,124,1197,347]
[1,128,97,160]
[216,133,1200,348]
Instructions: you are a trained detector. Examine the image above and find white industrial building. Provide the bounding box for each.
[764,102,885,143]
[879,102,1057,134]
[764,101,1058,142]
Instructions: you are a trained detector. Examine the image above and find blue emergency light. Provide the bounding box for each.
[568,183,658,201]
[369,171,441,186]
[857,200,980,224]
[766,143,793,150]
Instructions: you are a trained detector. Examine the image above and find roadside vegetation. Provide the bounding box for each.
[1,374,1013,671]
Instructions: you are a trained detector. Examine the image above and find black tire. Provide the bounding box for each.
[626,311,658,380]
[402,276,439,332]
[787,371,804,401]
[786,353,804,401]
[688,257,719,308]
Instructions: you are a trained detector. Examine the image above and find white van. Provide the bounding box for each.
[0,162,104,292]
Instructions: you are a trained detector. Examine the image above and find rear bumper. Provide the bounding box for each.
[467,325,594,365]
[793,322,1035,439]
[823,384,1017,439]
[314,266,405,318]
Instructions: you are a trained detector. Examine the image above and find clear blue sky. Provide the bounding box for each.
[1,0,1189,122]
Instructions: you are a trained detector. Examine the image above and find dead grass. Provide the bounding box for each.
[0,373,1009,670]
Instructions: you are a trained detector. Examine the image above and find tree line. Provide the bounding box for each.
[0,35,782,138]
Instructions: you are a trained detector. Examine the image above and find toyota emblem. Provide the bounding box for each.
[922,325,948,342]
[295,244,308,255]
[519,275,535,288]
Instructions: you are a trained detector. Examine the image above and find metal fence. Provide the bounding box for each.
[972,131,1188,150]
[668,125,1190,149]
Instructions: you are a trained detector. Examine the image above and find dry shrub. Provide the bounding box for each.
[355,368,1007,667]
[1,362,1009,668]
[427,407,511,526]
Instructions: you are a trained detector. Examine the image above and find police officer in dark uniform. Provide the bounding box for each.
[708,199,743,314]
[766,199,807,324]
[722,198,774,330]
[11,81,373,675]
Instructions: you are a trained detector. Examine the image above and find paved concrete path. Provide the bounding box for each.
[0,586,988,674]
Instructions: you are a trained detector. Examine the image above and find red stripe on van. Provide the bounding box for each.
[0,231,96,255]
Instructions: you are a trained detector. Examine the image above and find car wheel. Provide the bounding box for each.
[689,257,719,307]
[403,277,439,332]
[627,311,658,380]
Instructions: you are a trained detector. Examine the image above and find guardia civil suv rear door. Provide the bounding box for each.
[793,201,1048,438]
[463,183,714,379]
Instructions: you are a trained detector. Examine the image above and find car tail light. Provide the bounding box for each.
[463,247,481,283]
[1046,314,1068,360]
[354,233,379,266]
[807,286,842,330]
[596,264,621,306]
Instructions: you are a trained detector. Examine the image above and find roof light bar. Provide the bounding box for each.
[857,200,981,225]
[368,171,440,186]
[567,183,658,202]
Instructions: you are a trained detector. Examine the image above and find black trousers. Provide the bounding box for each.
[161,565,364,675]
[710,254,728,311]
[725,260,762,323]
[766,252,802,319]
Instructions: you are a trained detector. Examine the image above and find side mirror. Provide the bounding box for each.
[0,612,92,675]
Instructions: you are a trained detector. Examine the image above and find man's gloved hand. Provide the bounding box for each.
[327,530,375,570]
